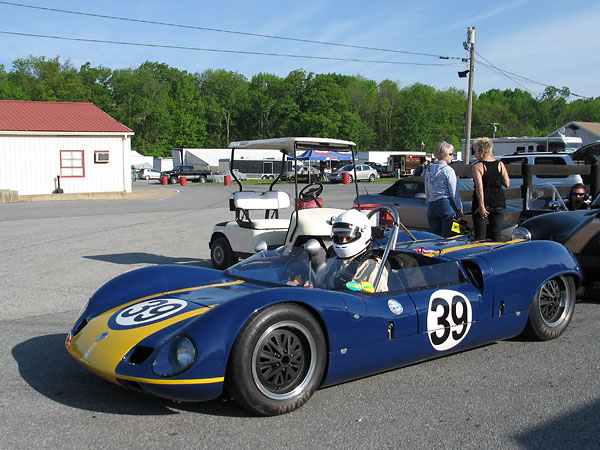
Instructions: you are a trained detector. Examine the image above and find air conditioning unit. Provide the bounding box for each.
[94,151,109,163]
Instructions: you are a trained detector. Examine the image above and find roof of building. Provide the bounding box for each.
[549,121,600,139]
[0,100,133,134]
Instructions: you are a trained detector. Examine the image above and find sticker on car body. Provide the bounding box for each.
[427,289,472,351]
[114,299,188,327]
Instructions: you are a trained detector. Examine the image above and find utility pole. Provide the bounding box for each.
[491,122,499,138]
[463,26,476,164]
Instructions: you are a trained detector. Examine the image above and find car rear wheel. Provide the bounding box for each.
[210,236,234,270]
[523,275,575,340]
[226,303,326,416]
[145,175,150,180]
[198,175,207,183]
[169,176,178,184]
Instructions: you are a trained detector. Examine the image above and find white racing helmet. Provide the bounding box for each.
[332,209,371,259]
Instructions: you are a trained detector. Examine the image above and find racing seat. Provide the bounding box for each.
[232,191,291,230]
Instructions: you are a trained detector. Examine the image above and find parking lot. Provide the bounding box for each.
[1,181,599,449]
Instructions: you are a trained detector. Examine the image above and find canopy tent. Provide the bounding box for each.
[295,149,352,161]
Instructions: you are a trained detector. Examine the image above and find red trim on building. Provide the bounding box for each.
[60,150,85,178]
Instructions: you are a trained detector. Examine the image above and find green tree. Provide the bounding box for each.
[198,69,249,147]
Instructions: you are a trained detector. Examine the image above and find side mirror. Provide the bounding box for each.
[254,241,268,253]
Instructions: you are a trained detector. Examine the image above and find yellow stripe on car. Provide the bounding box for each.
[422,239,525,257]
[67,279,244,385]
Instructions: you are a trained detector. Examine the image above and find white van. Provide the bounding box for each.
[499,153,583,187]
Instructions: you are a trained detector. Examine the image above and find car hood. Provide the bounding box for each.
[520,208,600,242]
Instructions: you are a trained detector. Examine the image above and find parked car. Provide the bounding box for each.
[366,162,384,176]
[208,169,247,183]
[513,193,600,296]
[356,176,477,232]
[571,140,600,165]
[284,166,321,183]
[330,164,378,182]
[499,153,583,187]
[161,165,212,184]
[66,203,580,416]
[137,168,162,180]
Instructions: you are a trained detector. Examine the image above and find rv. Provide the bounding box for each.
[461,136,583,158]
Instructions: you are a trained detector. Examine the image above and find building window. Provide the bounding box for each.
[60,150,85,177]
[94,150,110,163]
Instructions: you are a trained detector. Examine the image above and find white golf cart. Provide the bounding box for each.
[209,137,362,269]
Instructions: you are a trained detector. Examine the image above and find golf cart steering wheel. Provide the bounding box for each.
[298,183,323,207]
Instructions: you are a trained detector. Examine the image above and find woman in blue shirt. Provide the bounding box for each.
[425,141,463,237]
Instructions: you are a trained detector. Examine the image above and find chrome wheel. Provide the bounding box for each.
[537,276,571,328]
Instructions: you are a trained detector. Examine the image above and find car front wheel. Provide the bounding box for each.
[368,174,375,182]
[226,303,326,416]
[522,275,575,340]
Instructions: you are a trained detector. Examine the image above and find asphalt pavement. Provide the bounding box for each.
[1,180,598,449]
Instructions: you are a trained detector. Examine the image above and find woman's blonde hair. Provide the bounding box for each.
[473,137,493,157]
[433,141,454,160]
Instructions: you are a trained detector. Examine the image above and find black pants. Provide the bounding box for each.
[473,207,505,241]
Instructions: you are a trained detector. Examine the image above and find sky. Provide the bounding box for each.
[0,0,599,100]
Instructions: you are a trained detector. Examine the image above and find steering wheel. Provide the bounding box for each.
[298,183,323,207]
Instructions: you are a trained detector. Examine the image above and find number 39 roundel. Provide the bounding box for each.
[427,289,472,351]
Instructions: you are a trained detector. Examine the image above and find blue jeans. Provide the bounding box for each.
[427,198,456,237]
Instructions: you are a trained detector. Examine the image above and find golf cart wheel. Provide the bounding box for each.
[211,236,235,270]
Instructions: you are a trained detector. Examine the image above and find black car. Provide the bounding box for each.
[512,194,600,296]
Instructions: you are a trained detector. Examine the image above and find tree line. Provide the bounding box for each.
[1,56,598,157]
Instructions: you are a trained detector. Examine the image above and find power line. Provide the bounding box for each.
[0,30,463,67]
[0,1,464,61]
[476,52,591,99]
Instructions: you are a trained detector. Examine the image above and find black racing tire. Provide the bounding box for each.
[210,236,235,270]
[368,174,375,182]
[522,275,575,341]
[226,303,326,416]
[169,176,178,184]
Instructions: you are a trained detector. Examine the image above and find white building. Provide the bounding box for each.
[0,100,133,197]
[548,122,600,147]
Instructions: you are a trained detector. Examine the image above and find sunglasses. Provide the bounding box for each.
[449,152,454,156]
[573,192,585,197]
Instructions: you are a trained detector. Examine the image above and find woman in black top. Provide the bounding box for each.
[472,137,510,241]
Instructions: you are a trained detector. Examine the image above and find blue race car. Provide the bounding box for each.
[66,206,581,416]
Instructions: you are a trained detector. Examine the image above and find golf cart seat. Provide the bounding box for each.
[233,191,291,230]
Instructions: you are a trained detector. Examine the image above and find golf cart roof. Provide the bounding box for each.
[228,137,356,154]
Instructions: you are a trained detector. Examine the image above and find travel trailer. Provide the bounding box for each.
[461,136,582,158]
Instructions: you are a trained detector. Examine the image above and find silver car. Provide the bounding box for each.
[138,168,162,180]
[355,176,474,230]
[330,164,378,182]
